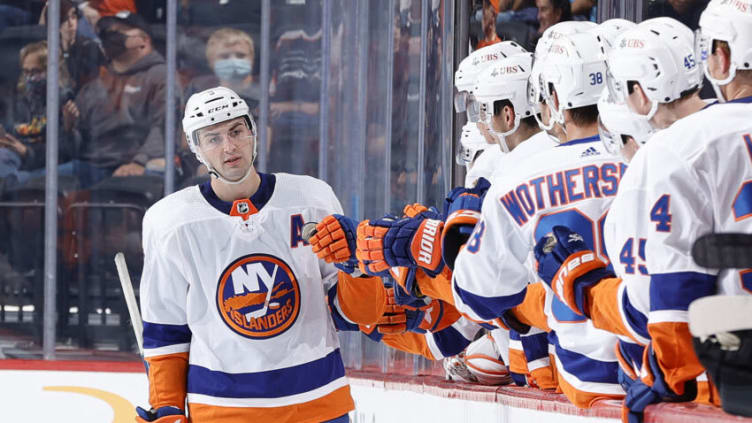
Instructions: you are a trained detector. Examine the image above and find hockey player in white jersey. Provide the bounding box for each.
[447,28,626,408]
[458,122,503,188]
[136,86,394,423]
[534,6,752,419]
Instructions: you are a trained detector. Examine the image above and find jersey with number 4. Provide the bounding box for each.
[641,101,752,395]
[452,135,626,404]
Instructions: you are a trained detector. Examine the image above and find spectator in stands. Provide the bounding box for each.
[0,41,74,186]
[40,0,104,95]
[535,0,572,36]
[646,0,710,30]
[478,0,502,49]
[267,2,322,175]
[78,0,137,29]
[570,0,596,21]
[184,28,259,117]
[62,11,167,188]
[180,28,260,179]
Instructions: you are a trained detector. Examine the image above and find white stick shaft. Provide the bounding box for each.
[115,252,144,355]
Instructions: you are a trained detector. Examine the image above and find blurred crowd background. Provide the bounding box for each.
[0,0,709,374]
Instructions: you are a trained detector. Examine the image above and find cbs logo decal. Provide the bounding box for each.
[216,254,300,339]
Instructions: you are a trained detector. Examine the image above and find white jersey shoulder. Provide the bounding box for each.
[465,145,504,188]
[643,103,752,294]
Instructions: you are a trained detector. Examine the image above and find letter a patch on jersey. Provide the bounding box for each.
[216,254,301,339]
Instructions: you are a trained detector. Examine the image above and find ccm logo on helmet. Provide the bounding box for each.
[208,104,230,114]
[216,254,301,339]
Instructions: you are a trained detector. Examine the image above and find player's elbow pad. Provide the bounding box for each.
[441,209,481,270]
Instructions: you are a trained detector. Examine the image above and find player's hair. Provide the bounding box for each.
[628,80,700,106]
[206,28,255,65]
[493,99,537,128]
[567,104,598,126]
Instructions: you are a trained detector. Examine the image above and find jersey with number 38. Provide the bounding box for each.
[452,135,626,401]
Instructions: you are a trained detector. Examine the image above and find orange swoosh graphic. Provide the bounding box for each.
[43,386,135,423]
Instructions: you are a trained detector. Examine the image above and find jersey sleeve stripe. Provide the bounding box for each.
[648,309,689,324]
[431,326,472,359]
[453,281,527,321]
[143,322,192,349]
[618,284,650,343]
[144,343,191,358]
[648,272,716,311]
[186,348,345,399]
[520,332,549,362]
[548,332,620,384]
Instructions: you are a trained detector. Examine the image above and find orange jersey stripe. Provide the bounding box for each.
[646,322,705,396]
[508,348,528,375]
[145,352,189,409]
[586,277,642,343]
[381,332,435,360]
[188,385,354,423]
[416,267,456,306]
[510,282,550,332]
[556,367,624,409]
[336,272,386,326]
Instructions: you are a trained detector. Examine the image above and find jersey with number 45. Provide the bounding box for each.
[640,101,752,397]
[452,135,627,406]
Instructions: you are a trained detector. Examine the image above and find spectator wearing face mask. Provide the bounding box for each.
[0,41,75,187]
[40,0,105,94]
[61,10,168,187]
[183,28,260,118]
[177,28,259,179]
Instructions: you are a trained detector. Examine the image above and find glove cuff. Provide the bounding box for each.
[409,218,445,272]
[441,210,481,270]
[553,251,612,315]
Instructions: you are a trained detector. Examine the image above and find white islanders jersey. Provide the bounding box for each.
[453,135,626,401]
[140,172,353,422]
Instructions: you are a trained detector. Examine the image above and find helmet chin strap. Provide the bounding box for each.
[704,62,736,103]
[488,115,520,153]
[208,165,254,185]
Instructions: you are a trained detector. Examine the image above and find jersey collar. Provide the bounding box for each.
[200,172,276,218]
[557,134,600,147]
[702,95,752,110]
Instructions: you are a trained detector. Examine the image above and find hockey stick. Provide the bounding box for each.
[114,252,144,355]
[691,233,752,269]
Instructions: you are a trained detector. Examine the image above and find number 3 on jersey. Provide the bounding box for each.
[466,220,485,253]
[650,194,672,232]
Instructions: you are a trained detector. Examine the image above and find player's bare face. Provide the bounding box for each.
[198,118,255,181]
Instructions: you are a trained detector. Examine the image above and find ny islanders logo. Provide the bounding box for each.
[216,254,301,339]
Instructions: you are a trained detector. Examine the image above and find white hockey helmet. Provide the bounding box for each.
[607,17,702,121]
[182,86,258,183]
[457,122,491,167]
[529,21,597,131]
[597,89,655,161]
[698,0,752,101]
[539,30,608,127]
[589,18,637,54]
[455,41,528,122]
[474,52,536,152]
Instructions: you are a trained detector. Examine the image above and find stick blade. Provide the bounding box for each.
[692,233,752,269]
